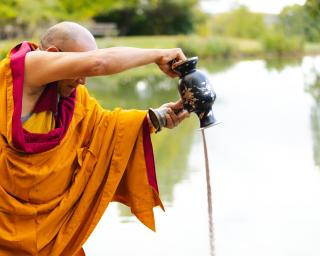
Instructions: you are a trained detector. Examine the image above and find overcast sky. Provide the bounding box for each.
[200,0,307,14]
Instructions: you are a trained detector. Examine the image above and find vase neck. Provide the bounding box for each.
[179,68,196,77]
[173,56,199,77]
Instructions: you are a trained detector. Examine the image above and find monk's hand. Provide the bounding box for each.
[161,100,190,129]
[155,48,187,78]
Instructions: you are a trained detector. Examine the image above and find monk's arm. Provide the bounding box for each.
[25,47,186,87]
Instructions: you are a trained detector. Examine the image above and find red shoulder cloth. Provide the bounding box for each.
[10,41,76,153]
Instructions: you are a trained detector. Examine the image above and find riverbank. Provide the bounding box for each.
[1,35,320,60]
[95,36,320,59]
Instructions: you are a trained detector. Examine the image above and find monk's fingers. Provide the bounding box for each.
[158,102,189,129]
[171,100,185,114]
[165,113,174,129]
[177,110,190,121]
[174,99,184,110]
[158,64,179,78]
[162,100,183,111]
[160,101,175,109]
[165,109,180,128]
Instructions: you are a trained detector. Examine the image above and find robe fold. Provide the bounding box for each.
[0,42,163,256]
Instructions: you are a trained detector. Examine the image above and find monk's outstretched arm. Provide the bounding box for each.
[24,47,186,88]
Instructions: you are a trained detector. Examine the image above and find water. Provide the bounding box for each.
[84,56,320,256]
[201,129,215,256]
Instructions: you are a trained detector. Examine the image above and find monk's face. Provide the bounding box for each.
[45,40,97,97]
[57,77,86,97]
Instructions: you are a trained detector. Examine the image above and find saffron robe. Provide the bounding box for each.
[0,42,163,256]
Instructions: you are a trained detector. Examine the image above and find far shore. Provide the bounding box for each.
[1,35,320,60]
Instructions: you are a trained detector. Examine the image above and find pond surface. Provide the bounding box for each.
[84,56,320,256]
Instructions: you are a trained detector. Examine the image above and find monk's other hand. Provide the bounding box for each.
[156,48,187,78]
[161,100,190,129]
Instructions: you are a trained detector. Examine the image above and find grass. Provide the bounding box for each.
[96,35,319,59]
[96,35,264,59]
[1,35,320,61]
[96,35,187,49]
[305,42,320,55]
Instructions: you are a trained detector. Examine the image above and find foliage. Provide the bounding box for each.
[0,0,16,24]
[279,4,320,42]
[0,0,118,37]
[305,0,320,18]
[212,6,266,39]
[304,0,320,41]
[176,36,235,59]
[262,29,304,56]
[0,0,202,37]
[94,0,201,35]
[279,5,305,36]
[54,0,115,21]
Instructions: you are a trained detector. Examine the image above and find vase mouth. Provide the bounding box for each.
[172,56,199,77]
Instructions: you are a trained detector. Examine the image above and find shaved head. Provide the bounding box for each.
[38,22,98,97]
[40,21,97,52]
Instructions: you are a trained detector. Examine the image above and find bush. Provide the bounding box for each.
[177,37,235,59]
[262,31,304,56]
[205,38,234,58]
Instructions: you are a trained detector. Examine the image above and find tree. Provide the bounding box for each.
[0,0,17,24]
[279,5,305,37]
[276,3,320,42]
[94,0,202,35]
[304,0,320,41]
[212,6,266,39]
[0,0,117,38]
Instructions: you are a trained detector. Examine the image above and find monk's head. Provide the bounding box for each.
[39,21,97,97]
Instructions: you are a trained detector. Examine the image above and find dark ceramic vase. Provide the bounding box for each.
[173,56,218,128]
[148,56,219,132]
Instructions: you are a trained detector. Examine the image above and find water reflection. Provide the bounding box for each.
[264,57,302,71]
[200,58,235,74]
[88,73,178,109]
[304,58,320,167]
[85,56,320,256]
[88,71,198,218]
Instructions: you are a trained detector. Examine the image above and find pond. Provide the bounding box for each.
[84,55,320,256]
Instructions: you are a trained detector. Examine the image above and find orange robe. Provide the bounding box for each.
[0,42,163,255]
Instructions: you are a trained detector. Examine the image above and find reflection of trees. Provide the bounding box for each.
[152,118,197,202]
[87,71,198,219]
[199,58,235,74]
[87,59,233,109]
[311,105,320,167]
[87,70,180,109]
[305,65,320,167]
[264,57,302,71]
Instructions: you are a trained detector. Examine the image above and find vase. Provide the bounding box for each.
[148,56,219,132]
[173,56,218,129]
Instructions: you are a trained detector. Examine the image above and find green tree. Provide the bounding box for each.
[0,0,118,38]
[304,0,320,41]
[279,4,320,42]
[94,0,202,35]
[305,0,320,17]
[279,5,305,37]
[54,0,115,20]
[212,6,266,39]
[0,0,17,25]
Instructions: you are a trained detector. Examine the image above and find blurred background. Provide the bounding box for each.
[1,0,320,255]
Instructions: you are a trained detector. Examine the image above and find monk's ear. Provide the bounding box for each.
[46,46,60,52]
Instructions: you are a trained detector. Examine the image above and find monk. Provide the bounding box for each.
[0,21,189,255]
